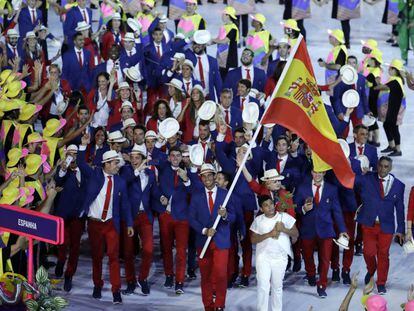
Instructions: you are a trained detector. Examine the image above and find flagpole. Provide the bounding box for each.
[199,35,304,259]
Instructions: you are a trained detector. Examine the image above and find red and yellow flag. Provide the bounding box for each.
[261,37,355,189]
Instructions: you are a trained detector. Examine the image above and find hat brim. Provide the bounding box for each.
[108,138,127,144]
[260,176,285,182]
[199,169,216,175]
[102,156,121,163]
[333,238,350,250]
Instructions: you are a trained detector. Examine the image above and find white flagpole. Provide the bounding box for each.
[199,35,304,259]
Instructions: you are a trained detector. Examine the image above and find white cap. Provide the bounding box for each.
[199,163,216,175]
[66,144,78,153]
[111,12,122,20]
[75,21,91,32]
[166,78,183,90]
[38,25,48,32]
[171,52,185,61]
[122,118,136,130]
[145,130,157,139]
[130,144,147,156]
[25,31,36,39]
[7,29,19,37]
[123,32,135,42]
[117,81,130,90]
[182,59,194,70]
[159,14,168,23]
[191,84,204,95]
[119,100,134,112]
[102,150,121,163]
[107,130,127,143]
[175,33,186,40]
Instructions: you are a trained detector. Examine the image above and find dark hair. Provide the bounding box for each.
[271,61,287,82]
[243,48,254,58]
[234,127,245,135]
[258,195,273,207]
[69,90,85,107]
[169,146,182,155]
[221,88,233,97]
[95,72,110,89]
[133,124,146,133]
[217,171,232,189]
[93,126,108,143]
[152,99,173,120]
[73,32,83,40]
[275,135,290,145]
[379,156,392,165]
[238,79,252,89]
[199,119,210,127]
[106,17,125,33]
[151,27,163,35]
[189,90,205,123]
[353,124,368,133]
[348,55,358,62]
[77,105,89,113]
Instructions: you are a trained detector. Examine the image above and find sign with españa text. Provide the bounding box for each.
[0,204,64,245]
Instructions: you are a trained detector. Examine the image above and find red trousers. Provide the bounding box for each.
[198,242,229,310]
[57,218,85,277]
[122,213,154,283]
[331,211,356,272]
[240,211,254,276]
[362,224,393,286]
[302,238,333,288]
[88,219,121,292]
[158,213,189,283]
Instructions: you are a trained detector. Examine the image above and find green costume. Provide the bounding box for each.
[398,0,414,62]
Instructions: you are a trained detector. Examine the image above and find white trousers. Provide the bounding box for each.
[256,253,288,311]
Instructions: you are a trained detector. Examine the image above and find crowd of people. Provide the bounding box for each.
[1,0,414,310]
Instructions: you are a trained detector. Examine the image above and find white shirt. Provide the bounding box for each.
[379,174,394,197]
[7,43,18,57]
[74,47,84,65]
[277,154,288,173]
[194,53,210,94]
[92,91,110,127]
[312,180,324,199]
[205,186,217,208]
[250,212,296,258]
[199,136,211,160]
[154,43,163,57]
[355,143,365,156]
[78,7,89,24]
[239,96,250,110]
[242,65,254,81]
[134,169,149,211]
[126,47,136,57]
[50,82,64,115]
[58,167,81,183]
[88,172,114,221]
[29,8,37,22]
[169,98,182,119]
[183,78,193,94]
[106,59,123,84]
[163,30,171,43]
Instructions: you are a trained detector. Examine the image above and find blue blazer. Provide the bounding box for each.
[62,48,92,92]
[325,104,349,137]
[184,50,222,102]
[349,142,378,175]
[90,144,110,167]
[143,41,172,88]
[266,59,285,78]
[148,17,175,45]
[18,7,42,38]
[294,180,346,239]
[54,167,87,219]
[188,187,235,249]
[224,66,266,94]
[119,44,143,68]
[333,74,369,119]
[76,149,133,232]
[225,106,243,132]
[63,7,93,44]
[215,140,257,212]
[120,166,160,222]
[4,44,24,70]
[355,173,405,234]
[326,171,357,213]
[154,162,191,221]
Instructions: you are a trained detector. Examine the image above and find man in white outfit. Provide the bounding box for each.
[250,195,298,311]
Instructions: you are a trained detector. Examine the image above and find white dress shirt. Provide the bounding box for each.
[79,7,89,24]
[92,91,110,127]
[50,82,64,115]
[379,174,394,197]
[277,154,289,173]
[88,172,114,221]
[169,98,183,119]
[312,180,324,199]
[194,53,210,93]
[355,143,365,156]
[242,65,254,81]
[134,169,149,211]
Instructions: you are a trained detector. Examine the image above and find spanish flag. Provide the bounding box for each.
[261,36,355,189]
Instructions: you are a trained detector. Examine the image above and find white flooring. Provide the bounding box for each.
[41,0,414,310]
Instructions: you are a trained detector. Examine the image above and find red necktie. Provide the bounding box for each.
[314,184,321,205]
[201,142,207,160]
[379,178,385,198]
[241,97,245,110]
[31,10,36,24]
[77,51,83,67]
[101,176,113,220]
[13,47,17,57]
[246,69,251,81]
[224,110,233,142]
[358,146,364,155]
[82,9,87,22]
[174,170,179,188]
[276,158,281,173]
[186,82,191,95]
[225,109,230,124]
[197,56,205,88]
[156,45,161,58]
[208,190,214,213]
